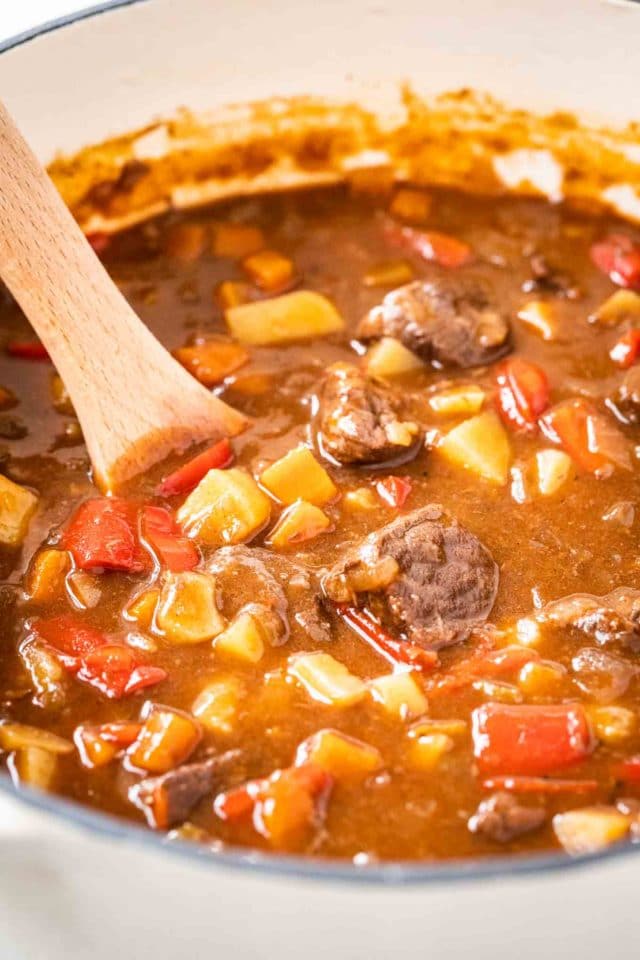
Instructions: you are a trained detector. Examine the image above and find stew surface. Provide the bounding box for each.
[2,181,640,862]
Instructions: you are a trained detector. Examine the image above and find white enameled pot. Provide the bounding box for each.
[1,1,640,957]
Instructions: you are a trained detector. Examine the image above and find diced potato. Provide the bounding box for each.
[369,671,428,720]
[24,549,70,603]
[406,732,454,771]
[212,223,264,259]
[288,652,367,707]
[10,746,58,791]
[592,289,640,326]
[295,729,383,781]
[260,446,337,506]
[365,337,424,378]
[127,704,201,774]
[535,449,574,496]
[408,718,468,739]
[125,588,160,630]
[438,411,511,485]
[0,474,38,547]
[174,339,249,387]
[164,222,206,261]
[429,384,486,417]
[229,372,273,396]
[192,674,246,734]
[0,723,73,754]
[226,291,344,345]
[342,487,379,512]
[74,723,141,769]
[518,660,566,698]
[588,705,636,745]
[20,642,66,708]
[517,301,557,340]
[268,500,331,549]
[66,570,102,610]
[51,374,74,415]
[242,250,295,292]
[156,571,225,644]
[553,806,630,855]
[471,679,523,703]
[215,610,266,664]
[363,260,414,288]
[215,281,253,311]
[389,188,432,223]
[177,468,271,547]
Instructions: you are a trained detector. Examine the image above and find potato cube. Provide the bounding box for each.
[174,339,248,387]
[517,660,566,698]
[553,806,630,855]
[268,500,331,549]
[429,384,486,417]
[295,729,383,781]
[9,746,58,791]
[438,411,511,485]
[0,475,38,546]
[242,250,295,292]
[471,679,523,703]
[389,188,432,223]
[156,572,225,644]
[164,222,206,261]
[260,446,337,506]
[342,487,379,512]
[215,610,266,664]
[408,718,468,739]
[127,704,201,774]
[588,705,635,745]
[215,281,252,311]
[591,289,640,326]
[177,468,271,546]
[125,588,160,630]
[212,223,264,259]
[25,549,70,603]
[288,652,367,707]
[365,337,424,378]
[0,723,73,754]
[192,674,245,734]
[226,291,344,345]
[369,671,428,720]
[517,301,557,340]
[536,449,574,496]
[406,732,454,771]
[66,570,102,610]
[363,261,414,289]
[20,642,66,709]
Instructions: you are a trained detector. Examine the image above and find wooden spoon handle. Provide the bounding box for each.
[0,100,247,491]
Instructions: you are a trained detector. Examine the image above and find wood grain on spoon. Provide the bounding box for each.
[0,100,248,492]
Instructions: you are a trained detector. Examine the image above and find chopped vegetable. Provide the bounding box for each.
[156,571,225,644]
[226,291,344,345]
[50,374,74,415]
[363,261,414,289]
[295,729,383,781]
[242,250,296,292]
[6,340,49,360]
[375,476,412,509]
[482,776,598,794]
[338,604,439,673]
[67,570,102,610]
[192,674,245,734]
[591,234,640,289]
[74,722,141,768]
[9,746,58,790]
[610,329,640,368]
[77,644,167,699]
[588,705,635,745]
[260,446,337,506]
[215,609,267,664]
[127,703,202,774]
[174,339,249,386]
[157,439,233,497]
[471,679,523,704]
[517,301,557,340]
[615,755,640,782]
[408,718,468,739]
[0,723,73,754]
[472,703,592,775]
[288,652,367,707]
[177,467,271,547]
[163,222,205,261]
[24,549,70,603]
[406,732,454,771]
[125,589,160,630]
[62,498,147,573]
[592,289,640,325]
[389,188,432,223]
[517,660,566,698]
[553,805,630,855]
[429,384,485,417]
[140,505,199,571]
[212,223,264,259]
[365,336,423,377]
[384,222,473,267]
[20,642,66,708]
[369,671,428,720]
[496,357,550,431]
[438,411,511,485]
[342,487,379,512]
[535,449,574,497]
[540,399,631,476]
[215,280,253,310]
[0,474,38,547]
[267,499,331,548]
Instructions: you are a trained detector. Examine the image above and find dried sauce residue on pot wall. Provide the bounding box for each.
[47,88,640,234]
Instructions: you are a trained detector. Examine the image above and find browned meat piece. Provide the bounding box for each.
[539,587,640,648]
[316,363,420,465]
[357,278,511,368]
[322,505,498,651]
[608,367,640,425]
[129,751,240,829]
[468,792,546,843]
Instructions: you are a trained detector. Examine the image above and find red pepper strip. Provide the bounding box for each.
[156,438,233,496]
[473,645,540,679]
[591,234,640,289]
[614,756,640,783]
[31,614,105,669]
[383,221,473,268]
[338,604,439,672]
[375,476,412,509]
[472,703,593,776]
[62,498,150,573]
[482,775,599,794]
[78,644,166,699]
[86,232,111,255]
[610,329,640,369]
[539,398,630,475]
[139,505,199,572]
[424,631,497,695]
[496,357,550,432]
[6,340,50,360]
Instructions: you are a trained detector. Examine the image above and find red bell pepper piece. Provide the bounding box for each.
[474,645,540,679]
[482,775,599,794]
[496,357,550,432]
[424,630,497,695]
[140,505,199,572]
[383,221,473,268]
[31,614,105,669]
[591,234,640,289]
[78,644,166,699]
[614,755,640,783]
[62,498,149,573]
[472,702,593,775]
[86,232,111,255]
[610,329,640,369]
[156,438,233,496]
[338,604,439,673]
[375,476,412,509]
[6,340,50,360]
[539,398,630,475]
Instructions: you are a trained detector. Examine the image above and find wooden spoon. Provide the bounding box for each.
[0,100,248,492]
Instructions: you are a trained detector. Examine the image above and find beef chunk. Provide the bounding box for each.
[316,363,420,465]
[322,505,498,650]
[468,792,546,843]
[129,751,240,829]
[608,367,640,425]
[357,278,511,368]
[539,587,640,648]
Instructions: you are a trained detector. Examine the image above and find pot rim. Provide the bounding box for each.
[2,0,639,886]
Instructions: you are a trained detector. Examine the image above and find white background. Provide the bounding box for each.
[1,0,94,42]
